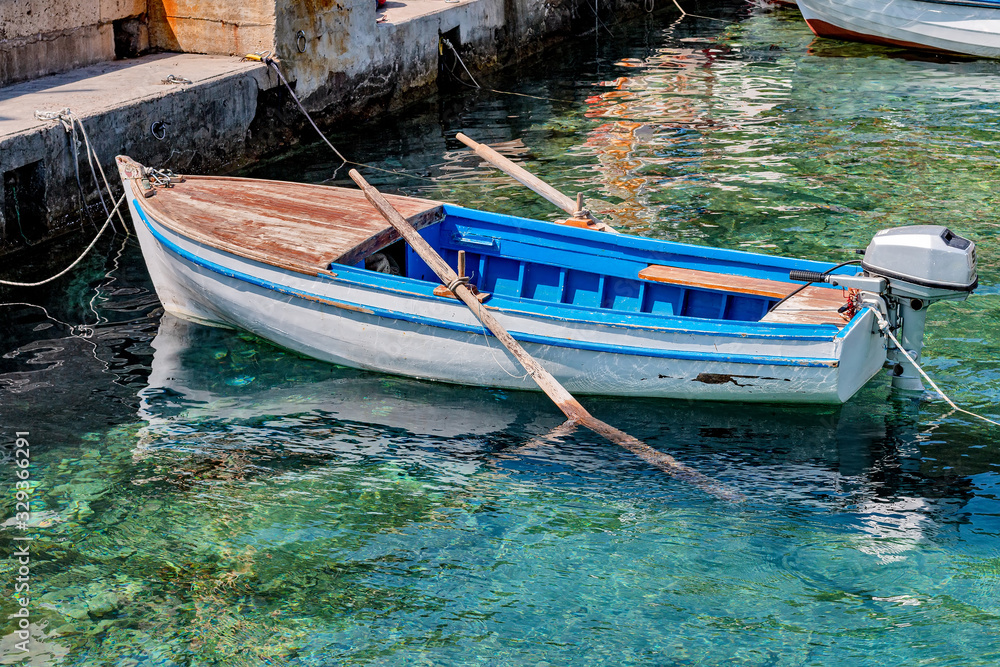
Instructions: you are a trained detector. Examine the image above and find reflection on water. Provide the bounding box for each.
[2,2,1000,664]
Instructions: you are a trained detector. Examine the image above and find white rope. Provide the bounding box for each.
[438,41,578,104]
[871,308,1000,427]
[262,58,349,173]
[246,54,440,184]
[71,115,128,231]
[442,39,481,89]
[0,193,126,288]
[587,0,617,37]
[34,108,71,122]
[35,108,129,235]
[671,0,731,22]
[475,298,529,381]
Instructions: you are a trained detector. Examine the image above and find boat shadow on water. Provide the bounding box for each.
[136,313,986,510]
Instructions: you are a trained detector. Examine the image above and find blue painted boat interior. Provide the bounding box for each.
[346,205,854,331]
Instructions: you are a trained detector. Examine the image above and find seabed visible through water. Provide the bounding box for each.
[1,1,999,664]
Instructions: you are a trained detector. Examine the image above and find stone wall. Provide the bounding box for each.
[274,0,630,119]
[276,0,503,117]
[0,0,149,86]
[2,0,641,102]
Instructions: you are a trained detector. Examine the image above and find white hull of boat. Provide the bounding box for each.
[128,196,887,404]
[797,0,1000,58]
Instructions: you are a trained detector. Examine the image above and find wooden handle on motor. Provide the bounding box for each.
[348,168,737,500]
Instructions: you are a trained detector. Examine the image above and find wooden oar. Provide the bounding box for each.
[349,169,738,500]
[455,132,616,233]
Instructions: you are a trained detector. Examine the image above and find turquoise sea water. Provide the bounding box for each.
[2,3,1000,664]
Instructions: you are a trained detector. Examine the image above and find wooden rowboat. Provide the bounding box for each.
[116,155,897,404]
[797,0,1000,58]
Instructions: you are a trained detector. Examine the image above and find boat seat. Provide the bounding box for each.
[639,264,802,299]
[759,287,850,327]
[639,264,848,327]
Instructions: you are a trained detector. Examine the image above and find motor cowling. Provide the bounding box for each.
[862,225,977,391]
[862,225,977,297]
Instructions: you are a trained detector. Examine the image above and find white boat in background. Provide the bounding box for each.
[797,0,1000,58]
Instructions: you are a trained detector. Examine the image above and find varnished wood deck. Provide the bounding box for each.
[128,173,444,275]
[639,264,800,299]
[759,286,849,327]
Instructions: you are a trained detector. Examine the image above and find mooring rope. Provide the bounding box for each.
[244,49,576,189]
[439,40,578,104]
[251,54,349,175]
[1,110,131,289]
[871,308,1000,427]
[442,39,481,88]
[34,109,128,233]
[244,52,439,183]
[671,0,731,23]
[0,193,126,288]
[41,110,102,232]
[586,0,618,37]
[73,115,127,231]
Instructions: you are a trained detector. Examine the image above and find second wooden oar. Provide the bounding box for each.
[455,132,616,233]
[349,168,738,500]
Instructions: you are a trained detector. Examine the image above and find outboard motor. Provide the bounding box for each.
[861,225,977,391]
[789,225,977,392]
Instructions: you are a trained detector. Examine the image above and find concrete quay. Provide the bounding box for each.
[0,0,647,255]
[0,54,271,248]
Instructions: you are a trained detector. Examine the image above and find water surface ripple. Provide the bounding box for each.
[2,3,1000,665]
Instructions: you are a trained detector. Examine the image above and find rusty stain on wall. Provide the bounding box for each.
[147,0,276,55]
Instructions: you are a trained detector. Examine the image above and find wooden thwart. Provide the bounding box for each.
[639,264,801,299]
[349,168,738,500]
[640,263,848,327]
[760,286,849,326]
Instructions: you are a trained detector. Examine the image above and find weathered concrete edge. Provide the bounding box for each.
[0,0,652,258]
[0,63,273,251]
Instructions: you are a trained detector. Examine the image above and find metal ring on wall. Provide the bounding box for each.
[151,121,169,141]
[296,30,307,53]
